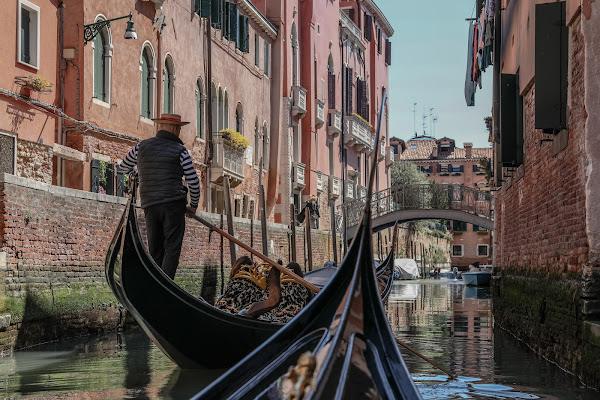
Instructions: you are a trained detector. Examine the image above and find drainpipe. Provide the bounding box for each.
[340,34,348,253]
[205,16,214,212]
[58,1,66,186]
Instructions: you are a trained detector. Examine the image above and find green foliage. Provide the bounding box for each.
[391,161,429,186]
[430,182,449,209]
[98,160,108,187]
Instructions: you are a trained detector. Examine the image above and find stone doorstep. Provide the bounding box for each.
[583,320,600,348]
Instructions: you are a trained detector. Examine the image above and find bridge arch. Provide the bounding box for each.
[341,183,494,239]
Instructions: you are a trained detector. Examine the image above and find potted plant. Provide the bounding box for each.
[14,75,53,97]
[219,129,250,151]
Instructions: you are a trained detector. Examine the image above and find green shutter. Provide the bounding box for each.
[201,0,211,18]
[229,3,237,42]
[93,33,105,101]
[211,0,220,28]
[223,1,229,38]
[21,9,31,64]
[195,0,201,14]
[237,12,243,49]
[244,17,249,53]
[141,52,150,118]
[91,159,100,193]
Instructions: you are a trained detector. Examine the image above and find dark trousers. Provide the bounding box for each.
[143,200,186,279]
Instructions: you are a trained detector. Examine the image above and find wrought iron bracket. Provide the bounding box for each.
[84,13,132,45]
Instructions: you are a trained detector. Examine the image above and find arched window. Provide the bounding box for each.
[93,16,112,103]
[211,81,218,135]
[327,53,335,109]
[140,43,156,119]
[163,55,175,113]
[224,91,230,129]
[235,103,243,134]
[262,122,269,170]
[196,78,205,139]
[254,118,260,166]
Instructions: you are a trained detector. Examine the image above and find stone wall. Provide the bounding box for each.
[16,139,53,185]
[493,14,600,388]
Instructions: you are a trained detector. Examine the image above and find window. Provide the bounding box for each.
[477,244,489,257]
[327,55,335,109]
[255,33,260,67]
[92,19,111,103]
[0,132,17,175]
[344,66,353,115]
[140,44,156,119]
[356,78,369,121]
[235,103,243,135]
[377,28,382,54]
[163,56,174,113]
[262,122,269,170]
[385,39,392,66]
[237,12,249,52]
[18,0,40,69]
[473,225,488,232]
[452,245,464,257]
[196,78,205,139]
[211,0,221,29]
[254,119,260,166]
[363,13,372,42]
[452,221,467,231]
[264,41,270,77]
[91,159,115,195]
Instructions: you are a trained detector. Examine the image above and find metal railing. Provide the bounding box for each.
[340,183,493,228]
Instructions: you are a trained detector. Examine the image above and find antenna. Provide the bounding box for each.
[432,116,438,137]
[422,110,427,136]
[412,102,417,136]
[429,108,434,137]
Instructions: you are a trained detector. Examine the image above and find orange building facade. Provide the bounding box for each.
[398,136,493,269]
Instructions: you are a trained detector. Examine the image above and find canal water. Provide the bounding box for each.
[0,280,597,399]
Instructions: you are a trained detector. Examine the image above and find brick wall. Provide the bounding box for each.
[493,14,600,388]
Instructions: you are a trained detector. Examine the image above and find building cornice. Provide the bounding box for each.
[362,0,394,38]
[238,0,278,40]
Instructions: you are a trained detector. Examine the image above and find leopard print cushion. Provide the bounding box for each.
[215,277,268,315]
[258,282,310,323]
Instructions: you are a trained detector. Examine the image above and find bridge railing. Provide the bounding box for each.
[340,183,493,228]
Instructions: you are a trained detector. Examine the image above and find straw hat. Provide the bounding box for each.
[151,113,190,126]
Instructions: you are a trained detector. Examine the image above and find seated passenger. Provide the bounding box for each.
[259,262,311,324]
[215,256,271,315]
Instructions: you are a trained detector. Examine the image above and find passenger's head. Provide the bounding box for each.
[231,255,253,278]
[286,262,303,277]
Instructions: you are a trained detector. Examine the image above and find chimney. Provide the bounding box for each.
[464,142,473,159]
[431,145,438,159]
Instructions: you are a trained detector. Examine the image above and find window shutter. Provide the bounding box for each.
[91,159,100,193]
[106,163,115,195]
[345,67,353,115]
[229,2,237,42]
[500,73,523,166]
[535,2,568,132]
[201,0,211,18]
[21,9,31,64]
[211,0,220,28]
[460,165,464,172]
[365,14,372,42]
[328,73,335,109]
[348,9,355,23]
[116,166,124,197]
[244,17,249,53]
[195,0,201,14]
[473,164,478,172]
[237,12,243,49]
[141,53,150,118]
[436,164,441,172]
[385,39,392,65]
[222,1,229,37]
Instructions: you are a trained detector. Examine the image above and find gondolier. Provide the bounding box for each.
[120,113,200,279]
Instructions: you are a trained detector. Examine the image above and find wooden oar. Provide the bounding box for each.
[394,336,456,379]
[186,208,320,294]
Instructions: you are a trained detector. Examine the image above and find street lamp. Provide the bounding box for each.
[83,13,137,45]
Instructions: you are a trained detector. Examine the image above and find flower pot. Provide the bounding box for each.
[20,87,32,97]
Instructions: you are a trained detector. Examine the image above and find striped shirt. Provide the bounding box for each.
[120,143,200,208]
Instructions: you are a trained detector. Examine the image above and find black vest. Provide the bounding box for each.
[137,130,188,209]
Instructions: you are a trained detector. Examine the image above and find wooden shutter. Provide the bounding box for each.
[500,73,523,166]
[116,166,124,197]
[385,39,392,65]
[237,12,243,49]
[201,0,211,18]
[364,14,372,42]
[244,17,249,53]
[91,159,100,193]
[93,34,104,100]
[328,73,335,109]
[211,0,220,28]
[535,2,568,132]
[473,164,478,172]
[195,0,201,14]
[222,1,229,38]
[229,2,237,42]
[348,9,355,23]
[460,165,464,172]
[345,67,353,115]
[106,163,115,195]
[436,164,441,172]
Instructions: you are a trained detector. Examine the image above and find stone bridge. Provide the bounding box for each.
[339,183,494,239]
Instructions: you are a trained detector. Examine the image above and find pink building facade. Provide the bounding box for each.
[1,0,394,232]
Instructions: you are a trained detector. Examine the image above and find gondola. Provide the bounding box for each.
[104,190,396,370]
[193,89,423,399]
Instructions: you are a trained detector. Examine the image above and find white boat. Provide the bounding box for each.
[394,258,420,280]
[462,271,492,286]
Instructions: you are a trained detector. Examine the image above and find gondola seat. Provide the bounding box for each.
[258,273,311,324]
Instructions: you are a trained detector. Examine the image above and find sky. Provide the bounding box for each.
[377,0,493,148]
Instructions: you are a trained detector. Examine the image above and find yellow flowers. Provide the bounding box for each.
[352,113,373,128]
[220,129,250,150]
[27,75,53,91]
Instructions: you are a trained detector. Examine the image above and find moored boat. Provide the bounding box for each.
[462,271,492,286]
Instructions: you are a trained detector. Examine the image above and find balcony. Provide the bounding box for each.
[346,180,355,200]
[327,109,342,138]
[293,162,306,189]
[316,100,325,128]
[317,171,323,193]
[210,136,245,187]
[329,176,340,200]
[357,185,367,200]
[339,10,365,51]
[385,146,394,167]
[292,85,307,117]
[378,140,386,161]
[344,115,374,153]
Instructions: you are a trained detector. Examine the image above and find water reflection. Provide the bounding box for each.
[388,280,599,399]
